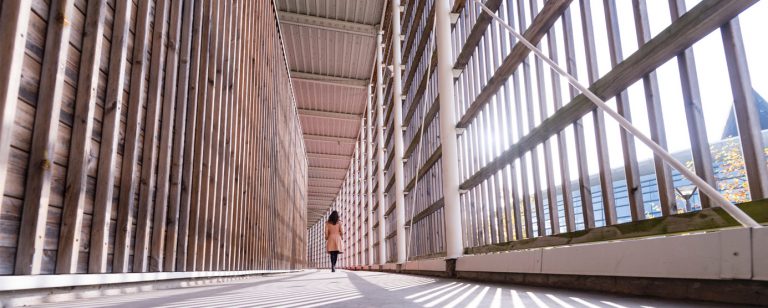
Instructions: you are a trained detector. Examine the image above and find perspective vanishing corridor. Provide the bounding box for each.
[0,0,766,307]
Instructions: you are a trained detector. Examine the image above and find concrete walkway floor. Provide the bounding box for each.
[33,270,731,308]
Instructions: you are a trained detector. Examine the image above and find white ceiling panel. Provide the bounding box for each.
[277,0,383,225]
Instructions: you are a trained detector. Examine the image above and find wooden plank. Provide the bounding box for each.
[460,0,757,198]
[631,0,675,217]
[545,13,575,232]
[170,0,202,272]
[604,0,644,221]
[15,0,75,275]
[133,0,170,273]
[89,0,133,274]
[225,0,237,267]
[229,0,246,271]
[579,0,616,226]
[453,0,501,70]
[456,0,572,129]
[561,6,596,229]
[211,0,233,270]
[199,0,223,271]
[149,0,184,272]
[0,0,33,215]
[530,0,558,235]
[114,0,152,273]
[186,1,216,271]
[721,19,768,200]
[57,0,107,274]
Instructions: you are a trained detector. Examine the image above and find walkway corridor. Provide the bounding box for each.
[34,271,725,308]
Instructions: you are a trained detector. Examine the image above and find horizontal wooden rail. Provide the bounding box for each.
[456,0,571,129]
[405,198,445,226]
[405,146,442,192]
[453,0,502,70]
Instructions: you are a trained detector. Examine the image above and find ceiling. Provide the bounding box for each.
[276,0,385,225]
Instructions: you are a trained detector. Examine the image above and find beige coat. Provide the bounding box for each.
[325,221,343,252]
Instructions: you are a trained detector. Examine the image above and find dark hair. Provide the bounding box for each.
[328,210,339,225]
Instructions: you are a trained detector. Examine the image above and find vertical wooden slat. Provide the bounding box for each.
[668,0,715,209]
[134,0,171,273]
[632,0,675,216]
[200,0,223,271]
[545,16,576,232]
[114,0,153,273]
[198,0,222,271]
[15,0,75,275]
[187,0,214,272]
[57,0,107,274]
[150,0,185,272]
[169,0,201,272]
[90,0,134,273]
[0,0,33,215]
[603,0,644,221]
[580,0,616,225]
[222,0,240,270]
[213,0,233,270]
[501,1,523,240]
[562,6,595,228]
[229,0,244,271]
[242,1,251,268]
[721,19,768,200]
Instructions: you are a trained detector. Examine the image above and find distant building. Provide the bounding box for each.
[721,89,768,139]
[538,91,768,235]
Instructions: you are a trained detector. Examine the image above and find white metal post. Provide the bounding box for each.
[354,140,360,267]
[367,85,375,266]
[390,0,407,265]
[435,0,464,259]
[375,32,387,265]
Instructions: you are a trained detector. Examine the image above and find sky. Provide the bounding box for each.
[476,0,768,185]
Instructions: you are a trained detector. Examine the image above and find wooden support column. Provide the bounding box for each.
[604,0,644,221]
[187,0,215,272]
[170,0,203,272]
[90,0,134,273]
[199,0,223,271]
[721,19,768,200]
[150,0,185,272]
[15,0,75,275]
[57,0,107,274]
[134,0,171,273]
[0,0,33,215]
[669,0,716,209]
[580,0,616,225]
[114,0,153,273]
[632,0,676,216]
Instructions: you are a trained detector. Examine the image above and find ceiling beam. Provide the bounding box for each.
[277,11,377,37]
[299,109,362,122]
[308,176,344,182]
[308,166,348,173]
[304,134,356,145]
[291,71,368,89]
[308,196,336,200]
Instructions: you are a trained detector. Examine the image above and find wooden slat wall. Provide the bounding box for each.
[306,0,766,265]
[0,0,307,276]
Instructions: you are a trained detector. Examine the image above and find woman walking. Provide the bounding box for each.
[325,210,343,272]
